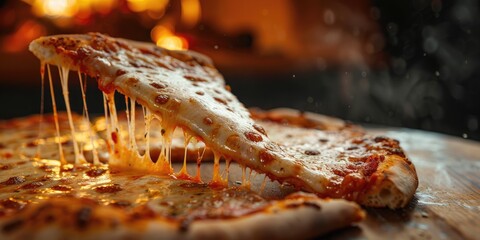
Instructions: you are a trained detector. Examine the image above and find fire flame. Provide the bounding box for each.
[127,0,169,14]
[150,0,200,50]
[151,25,188,50]
[25,0,116,18]
[19,0,200,51]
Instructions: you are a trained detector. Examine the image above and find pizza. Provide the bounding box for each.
[0,32,418,238]
[28,33,418,208]
[0,113,363,239]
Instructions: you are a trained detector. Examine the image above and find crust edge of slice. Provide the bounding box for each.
[183,195,364,240]
[253,108,419,209]
[249,107,358,131]
[0,194,364,239]
[359,154,418,208]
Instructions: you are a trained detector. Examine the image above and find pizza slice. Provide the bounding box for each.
[251,108,418,208]
[0,114,364,239]
[104,107,417,208]
[28,33,418,208]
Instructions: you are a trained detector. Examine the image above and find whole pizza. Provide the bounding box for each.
[0,33,418,239]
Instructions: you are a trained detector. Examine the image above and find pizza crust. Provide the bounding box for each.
[252,108,418,209]
[359,155,418,208]
[250,107,355,131]
[0,194,364,240]
[177,197,364,240]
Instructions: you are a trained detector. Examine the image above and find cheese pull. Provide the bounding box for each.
[29,33,418,208]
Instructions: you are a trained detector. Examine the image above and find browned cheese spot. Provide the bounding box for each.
[110,200,131,208]
[94,184,122,193]
[85,168,107,177]
[115,69,126,76]
[0,164,11,170]
[3,176,26,185]
[155,60,171,70]
[259,150,275,164]
[155,94,170,104]
[150,82,166,89]
[374,136,389,143]
[127,77,139,85]
[352,138,365,144]
[51,185,73,191]
[244,131,263,142]
[20,181,44,189]
[226,134,241,150]
[253,124,267,135]
[184,75,208,82]
[0,198,26,210]
[213,97,228,105]
[195,91,204,96]
[304,150,320,156]
[203,117,213,125]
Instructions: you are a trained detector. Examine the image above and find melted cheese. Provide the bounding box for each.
[58,67,85,164]
[46,65,65,163]
[78,72,99,165]
[35,64,46,159]
[177,131,192,178]
[210,151,223,185]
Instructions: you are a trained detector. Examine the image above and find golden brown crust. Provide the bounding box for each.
[249,107,358,131]
[359,155,418,208]
[0,195,363,240]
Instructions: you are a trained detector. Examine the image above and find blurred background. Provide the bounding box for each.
[0,0,478,140]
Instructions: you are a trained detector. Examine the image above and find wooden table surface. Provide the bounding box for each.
[185,128,480,240]
[327,128,480,240]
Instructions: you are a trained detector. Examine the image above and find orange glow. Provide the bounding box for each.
[151,25,189,50]
[24,0,115,20]
[2,20,46,53]
[157,35,189,50]
[90,0,116,14]
[181,0,201,27]
[28,0,79,17]
[127,0,169,13]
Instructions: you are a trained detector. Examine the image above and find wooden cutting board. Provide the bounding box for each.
[182,127,480,239]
